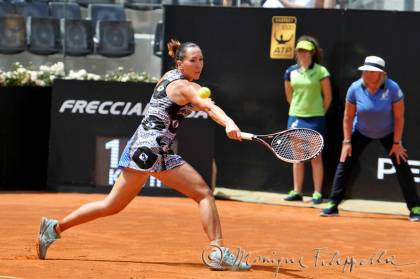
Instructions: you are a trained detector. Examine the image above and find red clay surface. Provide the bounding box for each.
[0,193,419,279]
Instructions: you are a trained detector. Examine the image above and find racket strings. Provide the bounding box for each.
[271,130,323,161]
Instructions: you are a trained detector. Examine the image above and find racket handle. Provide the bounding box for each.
[240,132,255,141]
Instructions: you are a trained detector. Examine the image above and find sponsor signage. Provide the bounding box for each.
[48,80,214,194]
[270,16,297,59]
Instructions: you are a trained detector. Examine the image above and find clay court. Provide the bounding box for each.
[0,193,419,279]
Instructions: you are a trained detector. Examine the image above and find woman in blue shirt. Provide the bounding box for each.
[321,56,420,221]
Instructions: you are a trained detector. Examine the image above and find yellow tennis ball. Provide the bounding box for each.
[198,87,211,98]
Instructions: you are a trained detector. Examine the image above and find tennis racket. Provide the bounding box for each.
[240,128,324,163]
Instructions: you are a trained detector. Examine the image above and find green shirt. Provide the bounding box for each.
[284,63,330,117]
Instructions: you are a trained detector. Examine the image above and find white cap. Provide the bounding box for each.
[358,56,385,72]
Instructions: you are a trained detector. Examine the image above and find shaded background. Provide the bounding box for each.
[163,6,420,202]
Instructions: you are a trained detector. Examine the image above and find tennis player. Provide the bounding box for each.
[37,39,251,270]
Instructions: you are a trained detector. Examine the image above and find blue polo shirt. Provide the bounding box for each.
[347,78,404,139]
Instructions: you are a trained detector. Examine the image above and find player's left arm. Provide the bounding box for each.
[205,104,242,140]
[180,83,242,140]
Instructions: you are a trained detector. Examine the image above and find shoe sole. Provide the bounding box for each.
[36,217,48,260]
[208,265,251,271]
[312,200,323,205]
[206,258,251,271]
[319,212,339,217]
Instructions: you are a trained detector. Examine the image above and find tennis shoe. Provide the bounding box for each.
[311,192,323,204]
[284,190,303,201]
[37,217,60,259]
[320,202,339,217]
[208,247,251,271]
[409,207,420,222]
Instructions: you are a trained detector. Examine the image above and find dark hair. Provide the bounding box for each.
[296,35,323,64]
[167,39,200,64]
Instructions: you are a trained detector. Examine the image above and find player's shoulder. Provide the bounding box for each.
[170,79,190,88]
[168,79,198,96]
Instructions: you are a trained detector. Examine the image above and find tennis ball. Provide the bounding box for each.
[198,87,211,98]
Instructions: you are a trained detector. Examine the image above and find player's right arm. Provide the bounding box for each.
[167,80,242,141]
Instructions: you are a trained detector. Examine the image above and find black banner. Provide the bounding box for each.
[48,79,214,196]
[163,6,420,202]
[0,87,51,190]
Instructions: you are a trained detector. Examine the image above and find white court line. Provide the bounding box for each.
[0,276,22,279]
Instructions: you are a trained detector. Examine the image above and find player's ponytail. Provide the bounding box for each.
[167,39,181,60]
[167,39,200,64]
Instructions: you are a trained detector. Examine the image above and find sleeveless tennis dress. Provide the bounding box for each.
[118,69,194,172]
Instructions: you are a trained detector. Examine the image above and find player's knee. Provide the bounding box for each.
[194,186,214,203]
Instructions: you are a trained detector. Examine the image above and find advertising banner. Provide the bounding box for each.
[48,80,214,195]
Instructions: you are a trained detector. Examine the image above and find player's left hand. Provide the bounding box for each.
[389,143,408,164]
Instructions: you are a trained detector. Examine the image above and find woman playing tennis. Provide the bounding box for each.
[37,39,251,271]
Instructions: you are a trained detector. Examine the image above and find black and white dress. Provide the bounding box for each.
[118,69,194,172]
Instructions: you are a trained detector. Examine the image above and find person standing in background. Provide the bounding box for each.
[283,35,332,204]
[320,56,420,221]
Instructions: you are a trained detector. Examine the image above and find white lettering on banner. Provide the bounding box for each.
[149,176,162,188]
[98,101,112,114]
[105,139,119,168]
[59,99,143,116]
[110,102,125,115]
[59,100,75,112]
[86,101,100,114]
[377,157,420,183]
[73,100,87,113]
[58,99,208,119]
[127,103,143,116]
[105,139,120,184]
[108,169,121,185]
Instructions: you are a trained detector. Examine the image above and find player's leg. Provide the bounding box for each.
[154,163,251,270]
[37,168,149,259]
[153,163,222,245]
[58,169,149,232]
